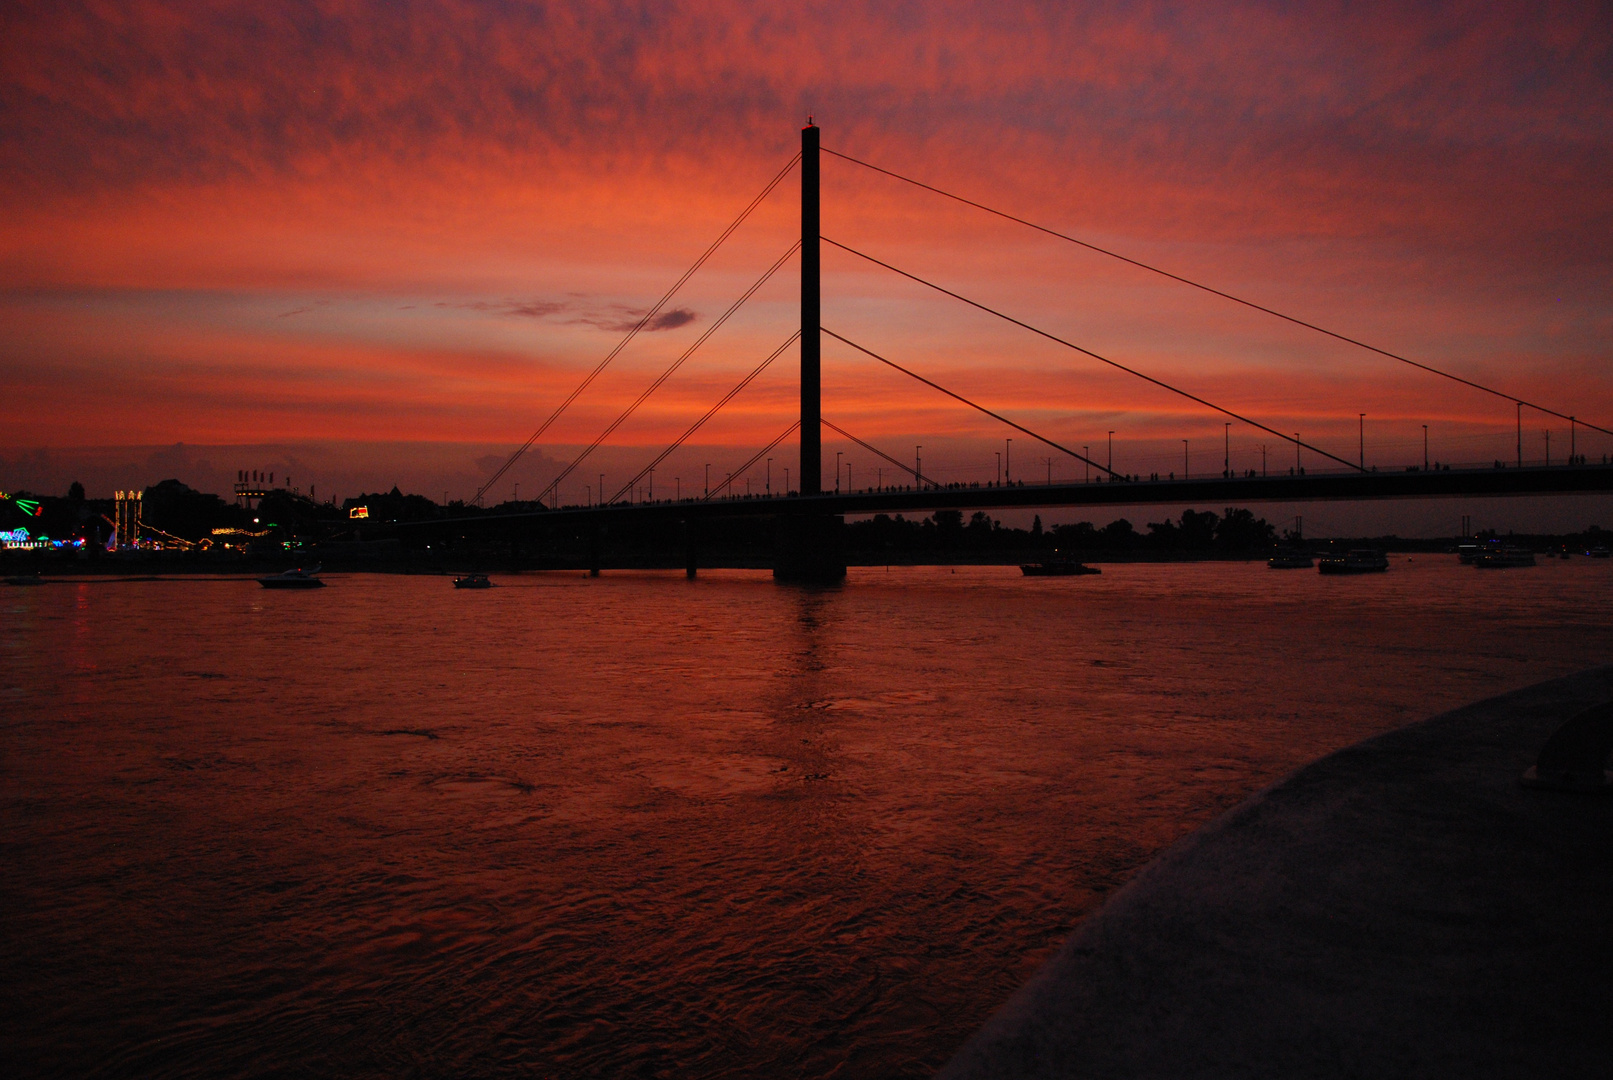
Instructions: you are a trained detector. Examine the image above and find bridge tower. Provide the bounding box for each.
[800,120,821,496]
[774,118,846,583]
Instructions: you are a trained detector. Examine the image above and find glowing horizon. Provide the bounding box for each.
[3,1,1610,503]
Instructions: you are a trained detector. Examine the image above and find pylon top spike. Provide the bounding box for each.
[807,114,815,126]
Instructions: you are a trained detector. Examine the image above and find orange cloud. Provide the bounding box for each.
[2,1,1610,494]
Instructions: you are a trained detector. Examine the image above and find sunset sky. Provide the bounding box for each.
[3,0,1610,523]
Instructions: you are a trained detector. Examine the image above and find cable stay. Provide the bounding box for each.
[821,237,1363,473]
[610,329,801,504]
[821,330,1120,479]
[822,146,1611,438]
[472,151,803,506]
[544,240,802,504]
[821,418,936,488]
[704,421,801,500]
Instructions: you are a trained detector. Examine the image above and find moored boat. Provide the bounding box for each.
[258,566,325,589]
[1021,554,1100,577]
[1474,547,1536,569]
[1317,549,1389,574]
[4,572,45,586]
[1267,549,1313,569]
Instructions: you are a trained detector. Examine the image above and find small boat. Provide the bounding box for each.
[1021,556,1100,577]
[4,573,45,586]
[1588,546,1610,559]
[453,573,493,589]
[258,566,325,589]
[1474,547,1536,569]
[1267,549,1313,569]
[1456,544,1482,564]
[1318,549,1389,574]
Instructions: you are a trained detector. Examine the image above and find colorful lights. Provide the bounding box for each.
[349,506,369,519]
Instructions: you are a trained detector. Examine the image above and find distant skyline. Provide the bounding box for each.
[3,1,1610,526]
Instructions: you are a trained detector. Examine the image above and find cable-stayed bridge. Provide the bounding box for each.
[405,123,1613,580]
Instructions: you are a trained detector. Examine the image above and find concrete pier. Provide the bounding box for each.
[938,667,1613,1079]
[772,514,846,584]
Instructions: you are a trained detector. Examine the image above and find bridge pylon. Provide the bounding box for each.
[774,119,846,584]
[800,120,821,497]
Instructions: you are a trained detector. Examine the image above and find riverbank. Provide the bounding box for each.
[937,667,1613,1079]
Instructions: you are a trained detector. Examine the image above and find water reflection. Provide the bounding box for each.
[2,560,1609,1077]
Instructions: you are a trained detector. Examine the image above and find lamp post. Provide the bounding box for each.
[1108,431,1114,475]
[766,457,772,495]
[1182,439,1188,478]
[1005,438,1011,483]
[1359,414,1365,471]
[846,461,852,493]
[995,452,1001,485]
[784,467,790,493]
[1295,434,1301,473]
[835,451,842,493]
[1045,457,1053,485]
[705,463,710,497]
[599,474,604,505]
[1224,422,1230,478]
[1423,425,1429,470]
[1516,402,1522,467]
[1084,445,1090,483]
[648,469,653,501]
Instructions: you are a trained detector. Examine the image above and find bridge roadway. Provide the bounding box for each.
[412,462,1613,534]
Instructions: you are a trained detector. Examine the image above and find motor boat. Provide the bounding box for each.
[453,573,493,589]
[258,566,326,589]
[1318,549,1389,574]
[1021,555,1100,576]
[1267,549,1313,569]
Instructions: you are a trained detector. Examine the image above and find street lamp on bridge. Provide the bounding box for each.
[766,457,772,495]
[916,446,922,488]
[835,451,842,493]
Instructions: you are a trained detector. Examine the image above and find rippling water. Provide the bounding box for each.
[3,559,1609,1077]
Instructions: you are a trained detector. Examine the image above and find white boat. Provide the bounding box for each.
[258,566,326,589]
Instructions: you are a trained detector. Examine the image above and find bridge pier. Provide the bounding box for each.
[684,518,698,579]
[773,514,846,584]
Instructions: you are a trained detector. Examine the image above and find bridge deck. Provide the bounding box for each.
[416,463,1613,531]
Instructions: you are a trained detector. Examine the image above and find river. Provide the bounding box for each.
[2,558,1608,1077]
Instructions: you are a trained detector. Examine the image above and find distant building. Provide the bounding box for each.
[114,489,143,548]
[235,469,274,509]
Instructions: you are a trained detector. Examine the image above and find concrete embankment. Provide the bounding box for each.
[938,667,1613,1079]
